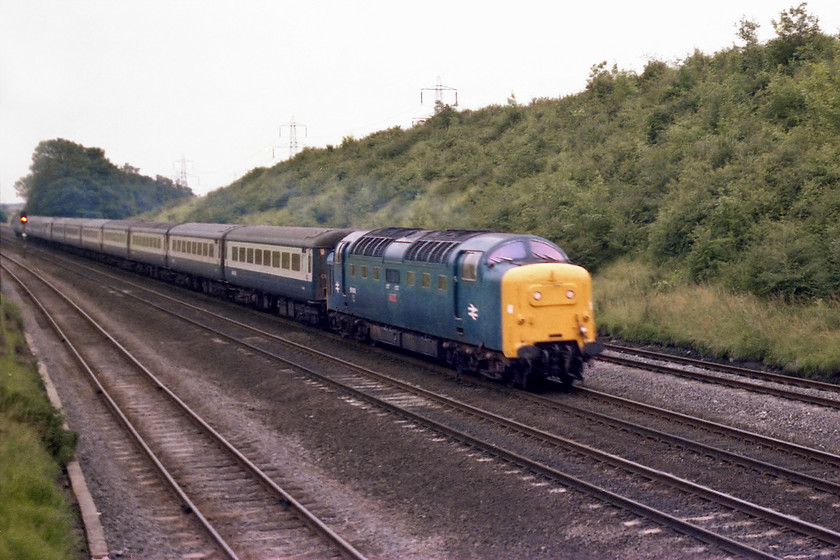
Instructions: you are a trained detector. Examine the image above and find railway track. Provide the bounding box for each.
[599,343,840,410]
[5,241,840,559]
[1,254,368,560]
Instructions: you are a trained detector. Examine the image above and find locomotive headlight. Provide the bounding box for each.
[533,291,543,301]
[566,289,575,299]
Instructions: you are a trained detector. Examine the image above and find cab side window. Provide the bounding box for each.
[461,252,481,281]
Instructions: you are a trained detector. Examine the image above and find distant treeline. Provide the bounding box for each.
[16,138,193,219]
[166,4,838,300]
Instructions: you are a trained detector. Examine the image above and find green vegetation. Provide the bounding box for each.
[160,5,839,302]
[18,5,837,377]
[151,5,840,377]
[595,259,840,378]
[16,138,193,219]
[1,297,80,560]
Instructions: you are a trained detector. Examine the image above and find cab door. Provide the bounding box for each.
[454,251,482,334]
[328,242,349,308]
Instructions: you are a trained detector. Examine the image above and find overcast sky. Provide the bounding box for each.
[2,1,839,204]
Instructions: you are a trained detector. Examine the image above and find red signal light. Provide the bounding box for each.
[20,214,28,224]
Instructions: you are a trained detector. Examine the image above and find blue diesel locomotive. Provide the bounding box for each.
[15,215,600,387]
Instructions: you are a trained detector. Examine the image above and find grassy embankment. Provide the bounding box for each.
[143,9,839,379]
[0,296,80,560]
[595,259,840,379]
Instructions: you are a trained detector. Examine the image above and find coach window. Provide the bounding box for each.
[438,275,447,291]
[282,252,290,269]
[264,250,271,265]
[272,251,280,268]
[292,253,301,271]
[406,271,415,286]
[203,244,209,257]
[247,248,254,263]
[239,247,246,262]
[361,265,368,279]
[421,272,431,289]
[209,244,214,258]
[373,267,380,281]
[350,264,356,277]
[255,249,263,265]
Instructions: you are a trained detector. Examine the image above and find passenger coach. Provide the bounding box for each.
[223,225,352,324]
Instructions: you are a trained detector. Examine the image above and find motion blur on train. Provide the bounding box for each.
[13,214,601,388]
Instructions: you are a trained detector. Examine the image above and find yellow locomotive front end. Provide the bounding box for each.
[501,262,601,385]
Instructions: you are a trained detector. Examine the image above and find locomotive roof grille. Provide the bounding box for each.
[349,227,421,257]
[405,240,460,263]
[403,230,487,264]
[349,228,488,262]
[353,236,391,257]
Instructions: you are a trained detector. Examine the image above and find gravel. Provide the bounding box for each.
[5,246,839,559]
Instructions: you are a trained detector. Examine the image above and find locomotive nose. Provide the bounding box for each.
[500,262,597,359]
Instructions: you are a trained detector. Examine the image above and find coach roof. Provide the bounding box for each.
[225,225,354,249]
[168,222,242,238]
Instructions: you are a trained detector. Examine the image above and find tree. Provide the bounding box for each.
[17,138,193,217]
[767,3,825,66]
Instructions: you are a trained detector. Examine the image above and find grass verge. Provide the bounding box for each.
[0,296,80,560]
[593,258,840,380]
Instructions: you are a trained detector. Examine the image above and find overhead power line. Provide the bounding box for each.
[277,117,307,160]
[420,76,458,107]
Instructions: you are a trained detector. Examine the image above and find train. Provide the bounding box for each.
[13,215,601,388]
